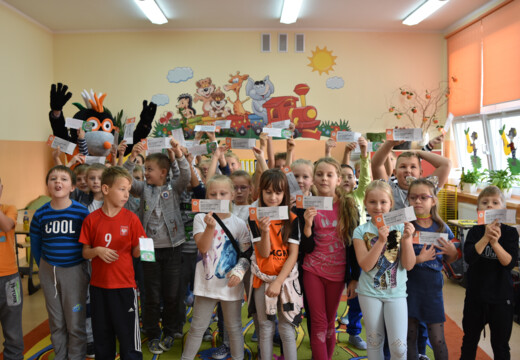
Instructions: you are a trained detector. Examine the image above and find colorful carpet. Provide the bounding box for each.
[7,298,492,360]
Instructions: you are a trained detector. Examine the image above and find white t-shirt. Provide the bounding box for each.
[231,203,252,223]
[88,199,103,213]
[193,213,250,301]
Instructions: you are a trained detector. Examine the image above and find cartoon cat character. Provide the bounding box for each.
[209,87,231,118]
[246,75,275,125]
[194,77,216,117]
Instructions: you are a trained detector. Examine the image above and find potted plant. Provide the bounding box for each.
[460,168,482,193]
[484,166,520,198]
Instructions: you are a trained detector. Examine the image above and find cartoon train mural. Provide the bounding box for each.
[153,82,327,140]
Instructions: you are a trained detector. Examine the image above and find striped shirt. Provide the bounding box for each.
[30,200,89,267]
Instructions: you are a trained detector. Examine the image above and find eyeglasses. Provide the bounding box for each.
[408,194,433,202]
[234,185,249,192]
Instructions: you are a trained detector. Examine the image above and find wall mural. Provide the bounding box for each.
[151,68,351,141]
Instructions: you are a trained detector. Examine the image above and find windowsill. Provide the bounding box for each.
[452,190,520,223]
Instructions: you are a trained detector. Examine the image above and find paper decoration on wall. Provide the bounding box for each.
[499,126,519,174]
[246,75,275,125]
[167,67,194,83]
[151,94,169,106]
[465,128,481,170]
[326,76,344,90]
[177,93,197,120]
[307,46,337,75]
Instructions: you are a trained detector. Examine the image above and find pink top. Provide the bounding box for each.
[302,202,346,282]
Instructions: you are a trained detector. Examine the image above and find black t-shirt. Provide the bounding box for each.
[464,224,519,303]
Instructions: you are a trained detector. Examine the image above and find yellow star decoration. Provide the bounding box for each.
[307,46,337,75]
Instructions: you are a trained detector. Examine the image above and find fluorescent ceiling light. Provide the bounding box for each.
[403,0,449,26]
[135,0,168,25]
[280,0,303,24]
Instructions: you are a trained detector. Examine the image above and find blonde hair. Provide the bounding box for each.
[205,175,235,198]
[225,151,240,162]
[291,159,314,172]
[477,185,505,208]
[314,157,359,245]
[364,180,395,210]
[101,166,133,187]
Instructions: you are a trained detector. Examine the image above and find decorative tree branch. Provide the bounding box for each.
[387,81,451,134]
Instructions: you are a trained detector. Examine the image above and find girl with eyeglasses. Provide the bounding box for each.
[406,179,459,360]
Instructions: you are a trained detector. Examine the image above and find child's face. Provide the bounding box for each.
[198,164,210,179]
[226,157,241,172]
[133,172,144,182]
[207,181,234,201]
[232,176,251,205]
[76,173,89,193]
[341,167,355,193]
[47,170,75,199]
[87,170,103,194]
[365,189,393,218]
[145,160,167,186]
[477,195,504,211]
[313,162,341,197]
[394,156,422,189]
[262,184,284,207]
[102,177,131,209]
[274,158,286,169]
[292,164,313,195]
[408,184,435,216]
[135,156,144,166]
[354,164,361,179]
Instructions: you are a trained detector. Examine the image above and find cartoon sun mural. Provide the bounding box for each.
[307,46,337,75]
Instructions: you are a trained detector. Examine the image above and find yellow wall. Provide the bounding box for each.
[0,4,53,208]
[53,30,446,135]
[0,3,53,141]
[0,1,447,208]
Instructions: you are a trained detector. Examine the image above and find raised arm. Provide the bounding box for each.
[416,150,452,188]
[371,140,398,181]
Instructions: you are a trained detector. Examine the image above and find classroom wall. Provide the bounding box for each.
[0,4,54,208]
[0,1,447,208]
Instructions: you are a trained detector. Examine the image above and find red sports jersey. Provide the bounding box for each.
[80,208,145,289]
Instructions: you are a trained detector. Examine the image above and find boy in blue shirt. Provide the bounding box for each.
[30,165,90,360]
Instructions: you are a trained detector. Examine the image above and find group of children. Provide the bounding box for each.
[0,129,518,360]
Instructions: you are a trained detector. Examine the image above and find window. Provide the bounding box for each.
[453,108,520,194]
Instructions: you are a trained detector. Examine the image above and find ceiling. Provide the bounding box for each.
[2,0,501,34]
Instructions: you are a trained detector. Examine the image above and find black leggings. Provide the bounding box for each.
[460,298,513,360]
[407,317,448,360]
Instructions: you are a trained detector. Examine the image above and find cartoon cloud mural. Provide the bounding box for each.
[167,67,194,83]
[151,94,169,106]
[326,76,344,90]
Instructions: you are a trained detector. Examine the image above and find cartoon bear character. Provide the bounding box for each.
[194,77,216,117]
[209,88,231,118]
[246,75,275,125]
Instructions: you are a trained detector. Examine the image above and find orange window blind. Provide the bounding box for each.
[447,21,482,117]
[482,0,520,106]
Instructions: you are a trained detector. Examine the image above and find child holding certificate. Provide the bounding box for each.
[352,180,416,360]
[248,169,301,360]
[406,179,458,360]
[299,157,360,360]
[182,175,251,360]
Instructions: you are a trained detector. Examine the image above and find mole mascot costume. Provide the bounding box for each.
[48,82,157,157]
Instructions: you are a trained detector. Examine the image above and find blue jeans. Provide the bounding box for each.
[346,296,363,336]
[142,246,182,339]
